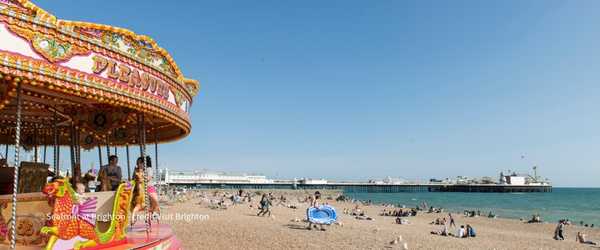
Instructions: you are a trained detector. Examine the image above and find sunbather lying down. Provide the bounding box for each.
[355,215,374,220]
[431,225,450,236]
[396,217,410,225]
[208,199,229,210]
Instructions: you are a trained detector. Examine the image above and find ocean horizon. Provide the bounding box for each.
[345,187,600,226]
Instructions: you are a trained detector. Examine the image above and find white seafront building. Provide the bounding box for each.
[160,168,274,184]
[298,178,328,185]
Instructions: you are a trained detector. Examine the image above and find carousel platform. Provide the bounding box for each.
[0,223,180,250]
[85,223,181,250]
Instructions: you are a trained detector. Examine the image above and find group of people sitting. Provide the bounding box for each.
[380,208,418,217]
[343,205,365,216]
[231,189,256,204]
[426,206,444,213]
[342,205,374,220]
[430,217,447,225]
[578,221,594,228]
[463,210,481,217]
[457,225,476,238]
[395,217,410,225]
[527,214,543,223]
[431,223,476,238]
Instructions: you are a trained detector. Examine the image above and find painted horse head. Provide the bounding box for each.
[42,179,70,198]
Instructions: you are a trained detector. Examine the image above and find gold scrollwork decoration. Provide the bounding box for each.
[6,25,89,63]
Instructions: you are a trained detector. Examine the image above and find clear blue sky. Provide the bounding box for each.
[33,0,600,187]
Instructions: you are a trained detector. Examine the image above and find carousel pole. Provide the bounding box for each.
[53,108,59,175]
[9,80,23,250]
[75,129,80,165]
[154,131,159,198]
[138,114,150,232]
[69,125,75,173]
[106,133,110,160]
[76,129,81,183]
[70,125,80,184]
[126,144,131,180]
[43,134,47,165]
[97,145,103,167]
[73,129,77,165]
[34,127,38,162]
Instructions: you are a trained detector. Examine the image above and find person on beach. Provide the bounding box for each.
[457,225,466,238]
[466,224,476,237]
[245,192,252,202]
[431,223,449,236]
[351,205,364,216]
[306,192,326,231]
[576,232,597,245]
[448,213,456,228]
[527,214,542,223]
[430,218,444,225]
[554,220,565,240]
[395,217,409,225]
[257,193,272,216]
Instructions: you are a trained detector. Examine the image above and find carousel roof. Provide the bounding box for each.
[0,0,200,148]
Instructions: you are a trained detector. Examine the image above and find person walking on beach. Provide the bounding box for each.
[306,191,326,231]
[554,220,565,240]
[448,213,456,228]
[257,194,272,216]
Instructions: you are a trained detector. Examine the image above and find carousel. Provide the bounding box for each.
[0,0,199,249]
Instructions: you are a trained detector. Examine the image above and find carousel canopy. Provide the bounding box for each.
[0,0,200,148]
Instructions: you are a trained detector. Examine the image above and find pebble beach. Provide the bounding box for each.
[162,190,600,250]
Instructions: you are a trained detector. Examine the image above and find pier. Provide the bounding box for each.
[165,181,552,193]
[160,169,552,193]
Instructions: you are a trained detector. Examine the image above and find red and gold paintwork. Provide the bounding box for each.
[0,0,199,147]
[0,0,198,249]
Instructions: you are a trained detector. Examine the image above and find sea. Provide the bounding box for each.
[344,188,600,226]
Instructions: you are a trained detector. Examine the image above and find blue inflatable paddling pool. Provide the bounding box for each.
[307,205,337,225]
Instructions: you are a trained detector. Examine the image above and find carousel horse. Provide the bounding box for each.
[40,178,135,250]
